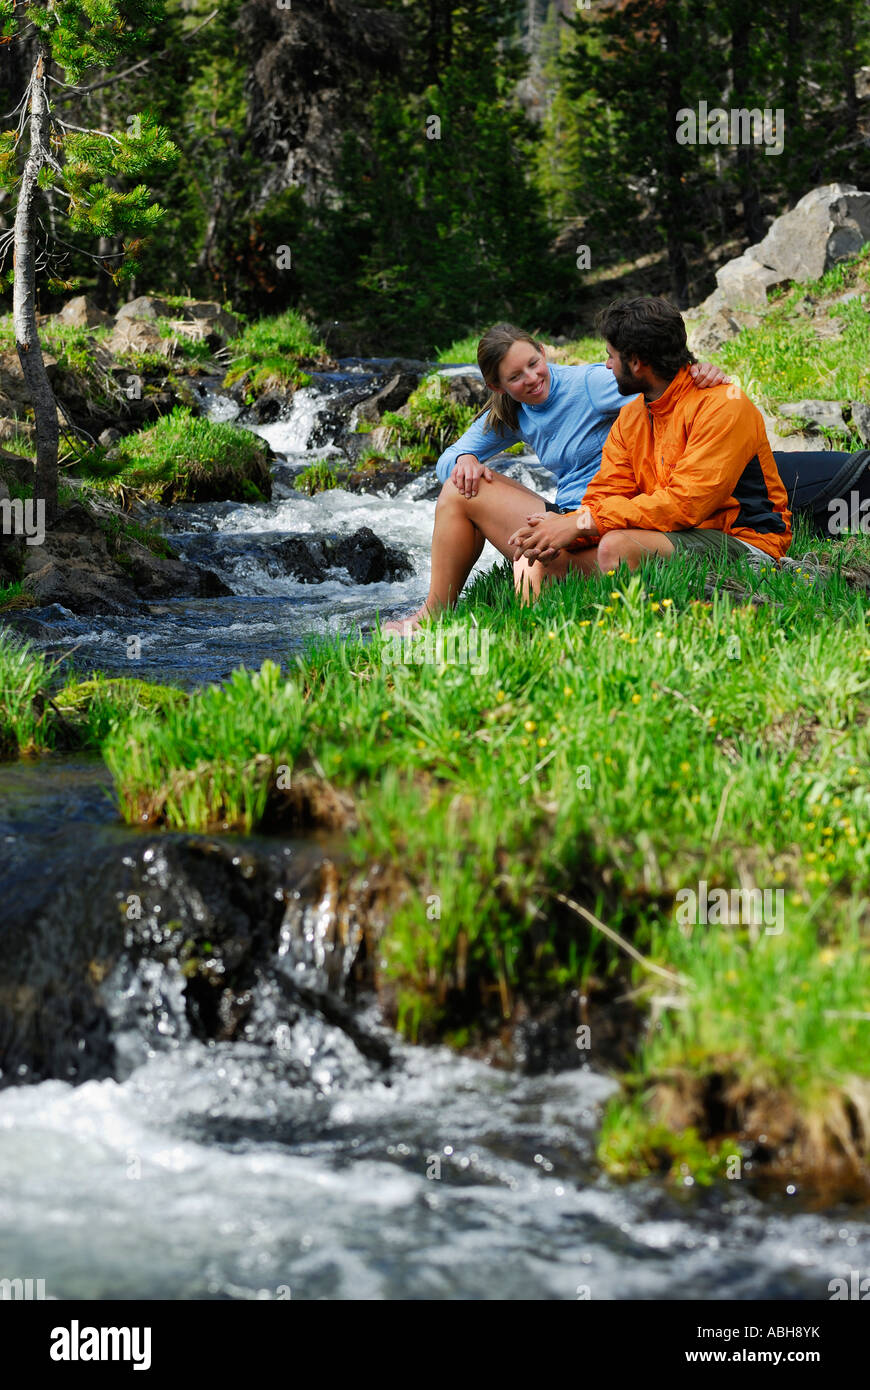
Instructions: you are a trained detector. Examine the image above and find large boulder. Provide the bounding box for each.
[115,295,174,321]
[751,183,870,282]
[19,501,232,615]
[54,295,113,330]
[777,400,847,432]
[709,251,785,311]
[175,300,240,342]
[354,371,420,424]
[22,551,142,616]
[687,308,762,355]
[698,183,870,314]
[105,317,170,358]
[441,371,488,408]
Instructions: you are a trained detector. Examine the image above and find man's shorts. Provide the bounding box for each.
[665,528,773,563]
[543,507,774,564]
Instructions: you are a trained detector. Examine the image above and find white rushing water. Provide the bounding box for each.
[4,367,866,1303]
[3,1035,868,1300]
[10,364,556,686]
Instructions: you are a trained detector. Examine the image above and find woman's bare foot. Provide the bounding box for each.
[381,604,436,636]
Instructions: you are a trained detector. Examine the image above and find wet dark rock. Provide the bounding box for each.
[332,526,413,584]
[273,535,330,584]
[441,372,488,408]
[354,371,420,423]
[0,602,82,640]
[273,526,413,585]
[22,552,141,616]
[249,389,286,424]
[505,991,641,1076]
[331,463,441,500]
[14,501,232,616]
[0,828,388,1087]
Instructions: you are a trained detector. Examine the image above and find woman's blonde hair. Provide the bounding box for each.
[476,323,544,435]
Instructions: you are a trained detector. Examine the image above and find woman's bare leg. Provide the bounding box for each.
[514,549,598,602]
[383,475,558,633]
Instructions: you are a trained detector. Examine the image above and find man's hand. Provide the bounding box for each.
[690,361,731,389]
[509,511,583,564]
[451,453,494,498]
[571,506,600,538]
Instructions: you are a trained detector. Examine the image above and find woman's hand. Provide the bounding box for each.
[509,511,584,564]
[690,361,731,389]
[451,453,494,498]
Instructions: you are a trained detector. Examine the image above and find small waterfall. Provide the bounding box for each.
[252,386,332,455]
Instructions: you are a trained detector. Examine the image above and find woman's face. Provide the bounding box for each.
[494,340,550,406]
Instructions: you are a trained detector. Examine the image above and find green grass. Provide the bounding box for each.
[0,429,36,458]
[222,308,327,395]
[98,512,174,564]
[551,334,605,364]
[3,525,870,1185]
[435,333,481,364]
[0,637,189,757]
[73,407,270,503]
[379,373,481,465]
[293,459,338,496]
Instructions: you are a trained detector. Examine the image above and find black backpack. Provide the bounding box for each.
[772,449,870,538]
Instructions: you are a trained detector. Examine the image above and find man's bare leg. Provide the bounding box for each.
[382,475,559,634]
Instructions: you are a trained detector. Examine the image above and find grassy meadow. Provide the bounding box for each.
[1,252,869,1191]
[2,513,869,1190]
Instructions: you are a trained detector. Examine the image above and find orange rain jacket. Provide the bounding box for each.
[580,366,792,560]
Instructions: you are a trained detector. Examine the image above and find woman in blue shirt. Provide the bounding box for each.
[383,322,724,633]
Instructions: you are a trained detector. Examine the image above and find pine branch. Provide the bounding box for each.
[52,8,219,102]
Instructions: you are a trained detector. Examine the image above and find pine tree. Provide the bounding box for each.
[0,0,178,524]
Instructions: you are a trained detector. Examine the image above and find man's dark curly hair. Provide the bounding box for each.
[595,296,696,379]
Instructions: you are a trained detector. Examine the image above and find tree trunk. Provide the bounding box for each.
[782,1,804,200]
[840,2,859,139]
[730,4,764,245]
[663,5,689,307]
[13,40,60,528]
[95,87,119,308]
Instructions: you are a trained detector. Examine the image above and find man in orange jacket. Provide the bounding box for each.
[509,296,791,585]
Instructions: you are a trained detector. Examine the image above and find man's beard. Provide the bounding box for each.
[614,363,645,395]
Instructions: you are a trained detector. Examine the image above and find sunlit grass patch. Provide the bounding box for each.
[222,308,328,395]
[5,530,870,1187]
[75,407,271,503]
[715,246,870,423]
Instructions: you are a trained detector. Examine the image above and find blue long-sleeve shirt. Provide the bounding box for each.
[435,362,633,508]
